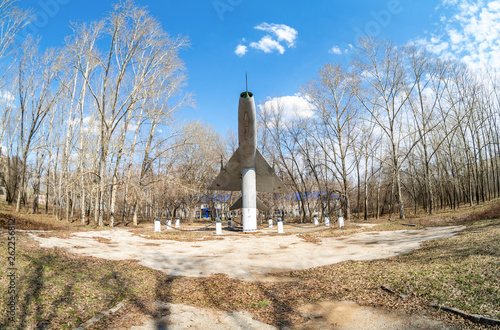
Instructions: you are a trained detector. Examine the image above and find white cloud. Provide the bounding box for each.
[235,22,298,56]
[234,44,247,57]
[415,0,500,71]
[254,23,298,47]
[432,41,450,53]
[79,115,99,136]
[329,46,342,55]
[83,123,99,136]
[489,1,500,11]
[328,43,353,55]
[258,94,315,121]
[448,29,464,44]
[127,120,138,133]
[250,36,285,54]
[0,90,15,105]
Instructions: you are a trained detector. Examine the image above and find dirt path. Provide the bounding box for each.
[29,225,465,329]
[30,226,464,280]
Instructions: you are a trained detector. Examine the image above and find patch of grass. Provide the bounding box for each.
[370,222,425,231]
[136,230,222,242]
[286,218,500,320]
[313,224,364,237]
[250,300,271,308]
[296,234,322,244]
[466,201,500,221]
[0,235,165,328]
[366,199,500,230]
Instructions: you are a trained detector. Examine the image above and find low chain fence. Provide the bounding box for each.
[157,219,216,232]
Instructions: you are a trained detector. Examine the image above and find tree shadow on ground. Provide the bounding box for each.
[0,236,181,329]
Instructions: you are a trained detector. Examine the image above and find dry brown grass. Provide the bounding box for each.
[466,201,500,221]
[368,198,500,231]
[0,201,158,232]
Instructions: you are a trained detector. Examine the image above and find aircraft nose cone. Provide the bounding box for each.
[240,91,253,98]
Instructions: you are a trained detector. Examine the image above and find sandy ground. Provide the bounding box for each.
[294,300,453,330]
[130,301,450,330]
[126,300,453,330]
[29,225,465,329]
[131,303,276,330]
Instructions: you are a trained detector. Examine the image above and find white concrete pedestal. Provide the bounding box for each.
[154,220,161,232]
[216,219,222,235]
[277,218,284,234]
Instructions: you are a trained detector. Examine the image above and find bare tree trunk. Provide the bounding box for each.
[110,174,117,227]
[395,167,405,219]
[45,165,50,214]
[94,188,99,225]
[133,200,139,226]
[376,159,383,219]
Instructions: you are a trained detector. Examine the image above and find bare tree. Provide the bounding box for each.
[301,63,358,221]
[0,0,31,67]
[130,91,189,226]
[353,37,419,219]
[0,0,30,206]
[175,121,225,223]
[15,38,63,212]
[68,0,189,226]
[259,99,316,222]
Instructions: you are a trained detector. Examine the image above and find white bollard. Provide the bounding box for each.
[277,218,284,234]
[313,215,319,226]
[175,217,180,228]
[269,218,273,228]
[215,218,222,235]
[228,219,232,228]
[166,219,172,230]
[338,216,344,228]
[154,219,161,232]
[325,216,330,226]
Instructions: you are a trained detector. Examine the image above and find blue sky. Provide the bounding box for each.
[15,0,500,134]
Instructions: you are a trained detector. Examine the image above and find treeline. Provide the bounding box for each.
[0,0,225,225]
[1,0,499,225]
[260,38,500,221]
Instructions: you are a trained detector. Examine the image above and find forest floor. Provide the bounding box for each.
[0,200,499,329]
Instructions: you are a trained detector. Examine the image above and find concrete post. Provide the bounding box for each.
[325,216,330,226]
[268,218,273,228]
[228,218,232,228]
[215,218,222,235]
[166,218,172,230]
[313,215,319,226]
[175,217,180,228]
[154,218,161,232]
[277,218,284,234]
[338,213,344,228]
